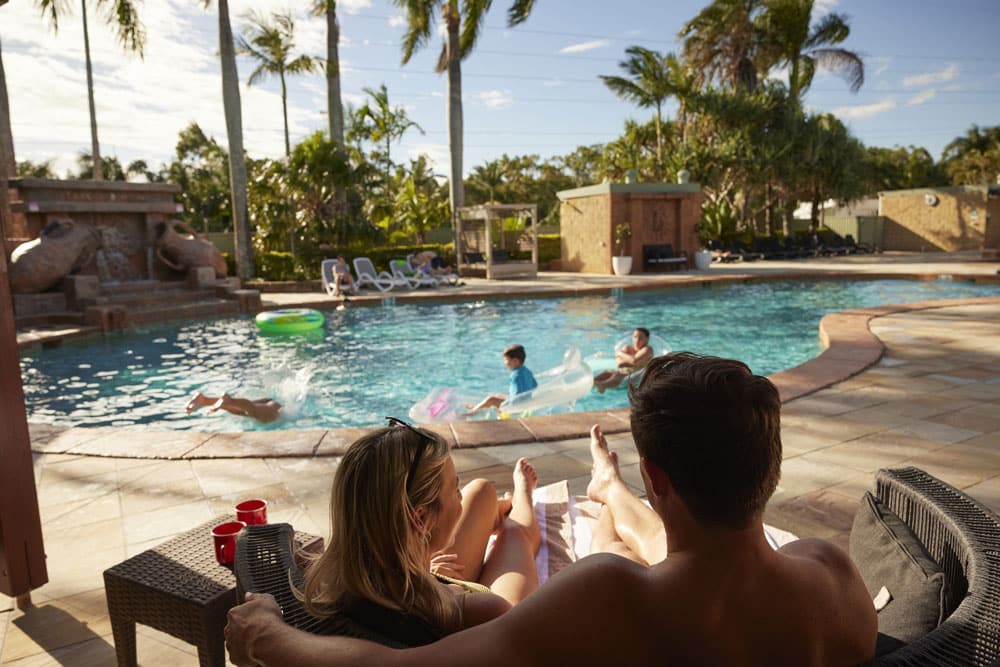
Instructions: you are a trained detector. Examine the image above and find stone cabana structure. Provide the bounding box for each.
[878,184,1000,255]
[456,203,538,280]
[557,182,702,274]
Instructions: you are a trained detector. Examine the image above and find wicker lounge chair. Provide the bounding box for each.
[859,467,1000,666]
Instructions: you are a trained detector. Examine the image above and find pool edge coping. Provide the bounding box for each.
[24,294,1000,460]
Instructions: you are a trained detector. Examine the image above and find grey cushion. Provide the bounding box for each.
[849,492,948,644]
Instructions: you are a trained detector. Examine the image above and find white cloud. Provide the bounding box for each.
[906,89,936,106]
[902,64,959,88]
[478,89,513,109]
[406,142,449,172]
[559,40,609,54]
[868,56,892,77]
[813,0,839,15]
[831,99,896,120]
[338,0,374,14]
[388,14,406,29]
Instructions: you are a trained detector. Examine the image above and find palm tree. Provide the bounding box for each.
[20,1,145,180]
[600,47,690,174]
[310,1,345,151]
[680,0,764,93]
[237,10,317,157]
[392,0,536,241]
[756,0,863,100]
[469,160,505,203]
[203,0,253,280]
[356,84,424,187]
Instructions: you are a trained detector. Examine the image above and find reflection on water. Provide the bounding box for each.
[19,279,998,432]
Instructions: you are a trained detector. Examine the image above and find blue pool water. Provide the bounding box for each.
[19,278,998,431]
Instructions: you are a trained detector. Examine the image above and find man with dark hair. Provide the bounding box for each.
[227,353,877,666]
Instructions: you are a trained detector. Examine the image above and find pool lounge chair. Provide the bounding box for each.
[406,254,461,286]
[320,259,358,296]
[353,257,408,292]
[390,259,438,289]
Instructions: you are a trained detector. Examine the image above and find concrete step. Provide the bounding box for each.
[15,311,87,328]
[83,288,218,309]
[125,299,241,326]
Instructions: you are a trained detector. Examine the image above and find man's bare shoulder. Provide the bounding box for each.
[779,537,857,573]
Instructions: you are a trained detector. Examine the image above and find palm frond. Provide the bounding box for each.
[811,47,864,92]
[459,0,491,59]
[507,0,533,26]
[393,0,435,64]
[36,0,68,31]
[804,12,850,50]
[97,0,146,56]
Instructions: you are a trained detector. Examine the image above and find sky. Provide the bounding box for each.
[1,0,998,179]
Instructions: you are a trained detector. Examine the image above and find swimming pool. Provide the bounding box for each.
[19,278,998,431]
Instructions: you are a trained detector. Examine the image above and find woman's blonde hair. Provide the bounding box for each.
[299,424,461,632]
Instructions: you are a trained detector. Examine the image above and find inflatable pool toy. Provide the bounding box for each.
[254,308,325,334]
[408,347,594,423]
[408,387,491,424]
[585,333,670,386]
[500,346,593,417]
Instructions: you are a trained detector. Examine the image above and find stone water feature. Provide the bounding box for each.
[6,178,259,328]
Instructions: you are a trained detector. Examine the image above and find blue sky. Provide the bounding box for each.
[2,0,998,179]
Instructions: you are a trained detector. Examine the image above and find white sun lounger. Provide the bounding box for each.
[405,253,462,286]
[353,257,408,292]
[320,259,357,296]
[390,259,437,289]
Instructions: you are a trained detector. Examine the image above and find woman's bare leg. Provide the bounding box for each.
[590,505,646,565]
[478,458,541,606]
[587,425,666,565]
[185,392,217,413]
[446,478,509,583]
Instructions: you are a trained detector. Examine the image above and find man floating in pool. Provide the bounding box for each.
[594,327,654,393]
[467,343,537,413]
[185,392,282,424]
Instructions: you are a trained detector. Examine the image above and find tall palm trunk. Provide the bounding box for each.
[324,2,347,215]
[81,0,103,180]
[653,101,663,176]
[444,4,464,242]
[217,0,254,280]
[280,69,290,156]
[0,39,16,179]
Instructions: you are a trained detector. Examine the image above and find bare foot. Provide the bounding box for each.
[512,458,538,502]
[185,392,214,414]
[587,424,623,504]
[493,492,513,532]
[208,393,231,413]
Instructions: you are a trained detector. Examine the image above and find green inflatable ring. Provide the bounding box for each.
[255,308,325,334]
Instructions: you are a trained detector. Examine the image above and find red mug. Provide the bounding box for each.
[211,520,246,565]
[235,499,268,526]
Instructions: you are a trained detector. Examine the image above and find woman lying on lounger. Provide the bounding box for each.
[297,417,541,646]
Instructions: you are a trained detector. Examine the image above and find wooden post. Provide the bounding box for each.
[0,137,48,599]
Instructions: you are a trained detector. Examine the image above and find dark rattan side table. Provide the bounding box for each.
[103,517,321,667]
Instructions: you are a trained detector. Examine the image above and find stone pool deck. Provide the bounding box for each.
[3,251,1000,664]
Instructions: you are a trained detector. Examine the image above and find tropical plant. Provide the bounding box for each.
[680,0,764,93]
[468,159,505,203]
[237,10,317,157]
[165,122,232,234]
[391,0,537,241]
[203,0,254,280]
[600,47,690,173]
[756,0,863,100]
[354,84,424,189]
[941,125,1000,185]
[16,159,55,178]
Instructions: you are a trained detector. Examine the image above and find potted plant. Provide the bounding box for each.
[612,222,633,276]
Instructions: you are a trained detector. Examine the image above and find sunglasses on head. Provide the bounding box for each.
[385,416,435,494]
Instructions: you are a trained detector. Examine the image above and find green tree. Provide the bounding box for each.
[237,10,317,157]
[354,84,424,190]
[165,123,231,234]
[391,0,536,242]
[203,0,253,280]
[394,156,449,243]
[16,159,55,178]
[680,0,764,93]
[756,0,863,100]
[941,125,1000,185]
[468,159,505,203]
[600,47,689,174]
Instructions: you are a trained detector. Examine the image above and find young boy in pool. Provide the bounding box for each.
[468,344,538,413]
[185,392,282,424]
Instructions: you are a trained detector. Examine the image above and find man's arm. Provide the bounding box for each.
[228,554,650,667]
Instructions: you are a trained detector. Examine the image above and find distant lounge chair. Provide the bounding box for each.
[353,257,408,292]
[407,253,461,286]
[321,259,357,297]
[389,259,437,288]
